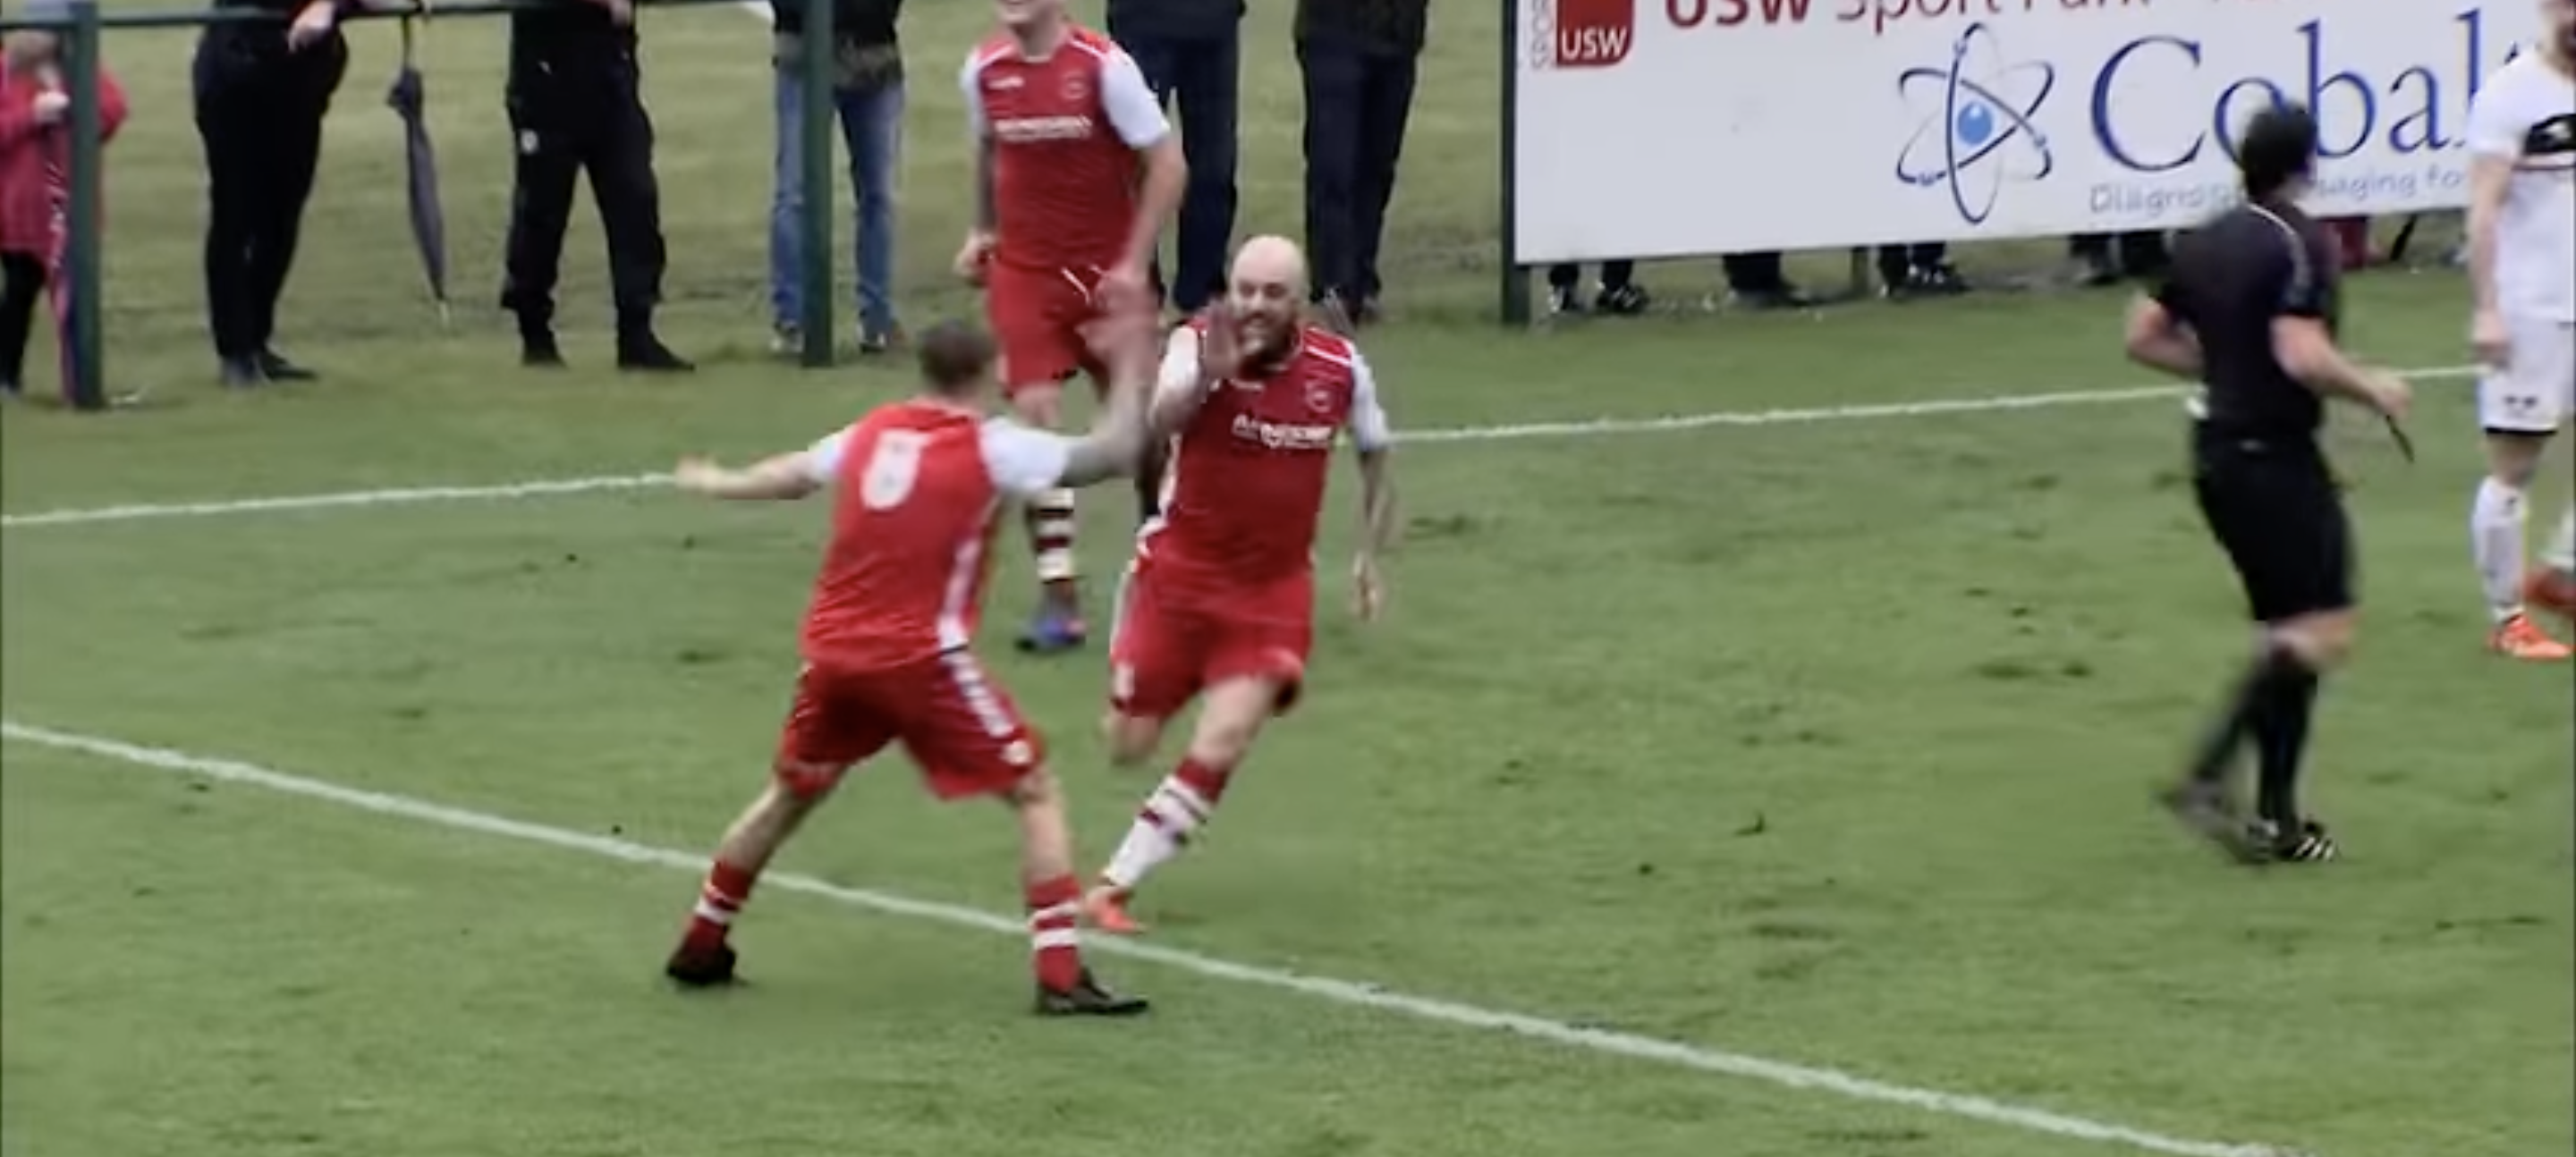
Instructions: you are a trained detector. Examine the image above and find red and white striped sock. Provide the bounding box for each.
[1100,757,1231,893]
[1026,874,1085,991]
[1029,489,1079,595]
[682,861,758,952]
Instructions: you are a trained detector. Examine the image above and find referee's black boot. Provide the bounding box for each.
[217,357,265,390]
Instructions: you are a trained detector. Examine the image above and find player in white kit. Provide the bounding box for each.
[2463,0,2576,660]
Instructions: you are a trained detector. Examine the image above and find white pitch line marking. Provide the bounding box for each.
[0,366,2476,531]
[1,718,2309,1157]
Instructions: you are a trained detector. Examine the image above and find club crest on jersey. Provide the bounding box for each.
[1303,382,1336,414]
[1061,72,1089,102]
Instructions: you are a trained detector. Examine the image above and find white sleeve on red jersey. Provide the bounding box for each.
[1346,349,1394,452]
[1097,48,1171,149]
[979,418,1078,498]
[1156,325,1204,401]
[959,53,990,139]
[805,426,854,483]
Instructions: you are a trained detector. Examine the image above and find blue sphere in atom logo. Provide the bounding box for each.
[1953,102,1995,148]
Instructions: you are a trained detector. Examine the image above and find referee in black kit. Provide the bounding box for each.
[193,0,353,387]
[499,0,689,371]
[2122,104,2412,866]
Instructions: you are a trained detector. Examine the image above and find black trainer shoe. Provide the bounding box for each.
[1592,283,1650,316]
[257,350,318,382]
[218,358,265,389]
[1546,283,1582,316]
[665,942,740,989]
[618,335,695,374]
[1035,969,1148,1018]
[2249,818,2338,865]
[521,333,566,368]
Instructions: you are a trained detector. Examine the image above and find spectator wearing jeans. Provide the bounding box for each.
[767,0,903,354]
[1106,0,1240,315]
[1297,0,1426,324]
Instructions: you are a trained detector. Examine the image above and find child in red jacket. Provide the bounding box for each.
[1,1,127,403]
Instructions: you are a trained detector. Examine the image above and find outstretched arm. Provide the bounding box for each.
[674,432,843,501]
[1347,350,1398,557]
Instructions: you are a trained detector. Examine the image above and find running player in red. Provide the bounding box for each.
[957,0,1186,656]
[659,308,1157,1016]
[1081,236,1398,934]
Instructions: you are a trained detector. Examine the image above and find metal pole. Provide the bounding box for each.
[795,0,834,367]
[63,0,106,411]
[1496,0,1529,327]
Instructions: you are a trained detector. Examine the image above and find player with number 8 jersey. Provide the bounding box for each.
[1084,237,1399,934]
[658,310,1161,1017]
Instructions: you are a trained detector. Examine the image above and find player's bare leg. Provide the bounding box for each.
[2470,430,2572,660]
[2162,610,2352,865]
[1013,383,1089,653]
[1006,766,1148,1016]
[2525,507,2576,621]
[1087,677,1283,933]
[666,769,838,987]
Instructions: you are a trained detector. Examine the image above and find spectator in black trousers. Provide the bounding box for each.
[1106,0,1240,315]
[1879,241,1966,298]
[193,0,351,387]
[1722,251,1813,309]
[500,0,687,370]
[1297,0,1423,324]
[1546,261,1646,316]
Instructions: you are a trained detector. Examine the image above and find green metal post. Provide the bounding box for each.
[1496,0,1529,327]
[795,0,834,367]
[63,0,106,410]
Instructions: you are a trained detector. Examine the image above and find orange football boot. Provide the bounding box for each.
[1083,885,1145,936]
[2489,612,2572,661]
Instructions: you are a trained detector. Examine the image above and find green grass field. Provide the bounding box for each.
[3,3,2571,1156]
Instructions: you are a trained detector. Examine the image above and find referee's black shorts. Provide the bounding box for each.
[2191,428,2354,623]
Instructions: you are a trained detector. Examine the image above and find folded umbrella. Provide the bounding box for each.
[386,16,451,326]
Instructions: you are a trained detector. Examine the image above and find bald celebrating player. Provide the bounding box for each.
[1084,234,1397,933]
[660,301,1161,1016]
[958,0,1187,655]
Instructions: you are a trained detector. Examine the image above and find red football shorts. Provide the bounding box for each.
[772,651,1046,800]
[986,260,1109,396]
[1108,568,1312,722]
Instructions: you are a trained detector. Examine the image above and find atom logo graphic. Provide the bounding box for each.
[1894,23,2055,226]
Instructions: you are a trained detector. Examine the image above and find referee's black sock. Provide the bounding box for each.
[2185,644,2299,785]
[2250,663,2321,826]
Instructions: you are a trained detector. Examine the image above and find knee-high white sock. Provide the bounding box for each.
[1100,757,1230,893]
[2472,477,2529,621]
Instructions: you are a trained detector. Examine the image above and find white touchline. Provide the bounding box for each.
[0,719,2307,1157]
[0,366,2479,532]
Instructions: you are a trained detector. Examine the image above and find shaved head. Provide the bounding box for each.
[1231,235,1308,291]
[1224,236,1308,362]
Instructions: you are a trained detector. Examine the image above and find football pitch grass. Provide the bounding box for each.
[4,3,2571,1156]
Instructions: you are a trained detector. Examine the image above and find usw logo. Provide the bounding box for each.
[1527,0,1635,70]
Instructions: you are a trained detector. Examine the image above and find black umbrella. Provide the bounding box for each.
[386,16,451,326]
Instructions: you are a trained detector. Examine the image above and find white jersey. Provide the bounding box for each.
[2467,50,2576,321]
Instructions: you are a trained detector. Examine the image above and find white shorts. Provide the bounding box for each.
[2479,314,2576,435]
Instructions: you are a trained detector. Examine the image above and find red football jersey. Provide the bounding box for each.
[961,25,1170,274]
[1134,323,1394,595]
[798,401,1077,670]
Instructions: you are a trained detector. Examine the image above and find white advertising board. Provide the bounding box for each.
[1511,0,2546,263]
